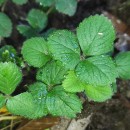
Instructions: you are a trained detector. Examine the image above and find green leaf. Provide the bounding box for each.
[85,85,113,102]
[12,0,27,5]
[0,12,12,37]
[115,52,130,79]
[0,0,5,6]
[37,61,67,86]
[0,62,22,94]
[56,0,77,16]
[63,71,85,92]
[28,82,48,118]
[77,15,115,56]
[36,0,55,7]
[17,25,39,38]
[6,92,36,119]
[111,82,117,94]
[75,55,117,86]
[0,45,17,62]
[27,9,48,30]
[22,37,51,68]
[48,30,80,69]
[46,86,82,118]
[0,94,6,109]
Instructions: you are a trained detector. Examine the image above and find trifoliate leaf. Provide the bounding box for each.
[0,62,22,94]
[37,61,67,86]
[77,15,115,56]
[22,37,51,68]
[48,30,80,69]
[0,12,12,37]
[55,0,77,16]
[12,0,27,5]
[36,0,55,6]
[63,71,85,92]
[6,92,36,119]
[27,9,48,31]
[85,85,113,102]
[0,94,6,109]
[75,55,117,86]
[46,86,82,118]
[17,25,39,38]
[115,52,130,79]
[28,82,48,118]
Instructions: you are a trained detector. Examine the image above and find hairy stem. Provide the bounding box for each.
[46,5,55,15]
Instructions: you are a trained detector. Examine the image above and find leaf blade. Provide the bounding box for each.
[77,15,115,56]
[37,61,67,86]
[46,86,82,118]
[0,12,12,37]
[22,37,51,68]
[0,62,22,94]
[55,0,77,16]
[115,52,130,79]
[75,55,117,86]
[6,92,36,119]
[63,71,85,92]
[0,94,6,109]
[28,82,48,118]
[27,9,48,30]
[48,30,80,69]
[85,85,113,102]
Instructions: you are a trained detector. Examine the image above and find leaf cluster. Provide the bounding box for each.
[0,15,130,119]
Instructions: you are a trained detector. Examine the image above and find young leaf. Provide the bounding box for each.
[28,82,48,118]
[48,30,80,69]
[37,61,67,86]
[0,94,6,109]
[63,71,85,92]
[55,0,77,16]
[6,92,36,119]
[77,15,115,56]
[0,12,12,37]
[27,9,48,31]
[75,55,117,86]
[115,52,130,79]
[12,0,27,5]
[22,37,51,68]
[36,0,55,7]
[46,86,82,118]
[0,45,17,62]
[17,25,39,38]
[0,62,22,94]
[85,85,113,102]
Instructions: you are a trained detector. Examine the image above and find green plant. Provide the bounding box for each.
[37,0,77,16]
[0,12,12,38]
[16,0,78,38]
[0,0,28,6]
[17,8,48,38]
[0,45,24,67]
[0,15,130,119]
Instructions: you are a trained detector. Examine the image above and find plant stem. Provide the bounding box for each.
[1,120,22,130]
[46,5,55,15]
[10,119,13,130]
[1,0,7,12]
[0,116,22,121]
[0,113,10,117]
